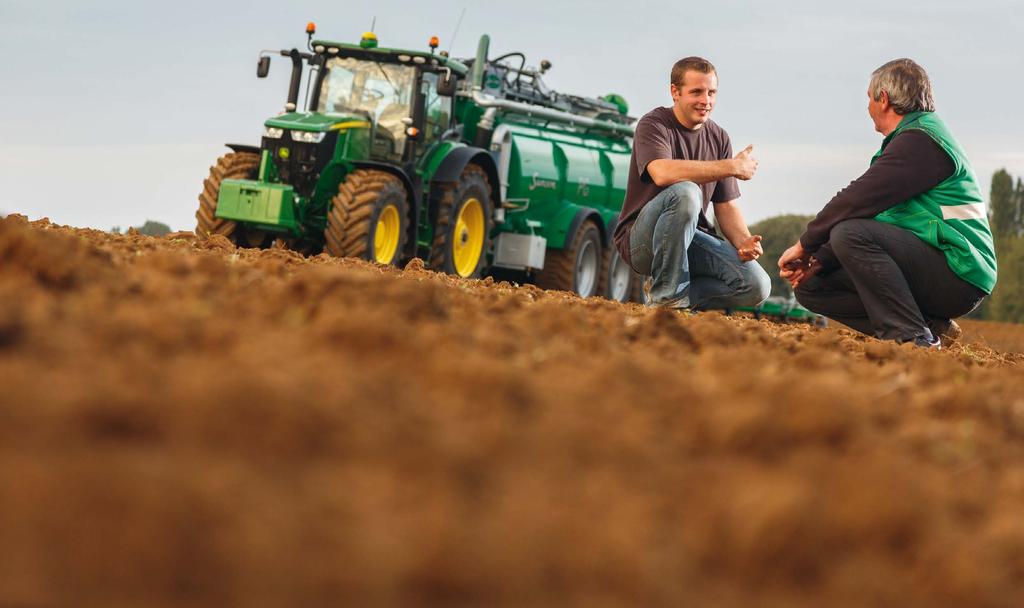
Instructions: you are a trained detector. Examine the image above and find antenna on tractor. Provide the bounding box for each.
[370,16,377,32]
[447,8,466,55]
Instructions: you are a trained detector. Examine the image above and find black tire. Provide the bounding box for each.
[430,164,494,278]
[195,151,260,240]
[324,169,409,265]
[599,246,643,303]
[536,220,603,298]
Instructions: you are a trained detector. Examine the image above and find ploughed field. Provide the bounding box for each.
[3,214,1024,607]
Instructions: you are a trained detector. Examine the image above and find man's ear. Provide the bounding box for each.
[878,90,891,111]
[669,83,680,101]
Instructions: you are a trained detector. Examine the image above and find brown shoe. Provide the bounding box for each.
[938,320,962,347]
[642,277,689,309]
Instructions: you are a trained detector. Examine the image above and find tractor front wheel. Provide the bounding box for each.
[536,220,603,298]
[430,164,494,278]
[325,169,409,265]
[195,151,260,240]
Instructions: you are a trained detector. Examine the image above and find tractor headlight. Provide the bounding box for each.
[264,127,284,139]
[292,131,326,143]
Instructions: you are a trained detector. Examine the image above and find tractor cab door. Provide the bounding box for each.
[414,71,454,156]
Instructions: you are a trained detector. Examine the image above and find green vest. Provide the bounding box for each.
[872,112,997,293]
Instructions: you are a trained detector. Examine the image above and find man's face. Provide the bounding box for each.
[670,70,717,129]
[867,88,886,134]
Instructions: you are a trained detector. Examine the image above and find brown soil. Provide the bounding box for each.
[960,318,1024,354]
[2,214,1024,608]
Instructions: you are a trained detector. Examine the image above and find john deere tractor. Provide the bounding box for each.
[196,24,643,300]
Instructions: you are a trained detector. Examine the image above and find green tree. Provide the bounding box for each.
[1016,178,1024,237]
[989,169,1015,238]
[748,214,814,298]
[987,236,1024,323]
[977,169,1024,322]
[135,220,171,237]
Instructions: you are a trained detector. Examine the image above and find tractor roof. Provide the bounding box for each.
[311,40,469,76]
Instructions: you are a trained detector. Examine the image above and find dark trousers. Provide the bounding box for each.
[795,219,986,342]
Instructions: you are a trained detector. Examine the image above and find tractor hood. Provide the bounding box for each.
[264,112,370,132]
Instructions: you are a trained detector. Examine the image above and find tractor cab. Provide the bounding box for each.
[306,33,466,164]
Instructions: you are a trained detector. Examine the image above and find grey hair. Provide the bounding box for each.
[869,59,935,114]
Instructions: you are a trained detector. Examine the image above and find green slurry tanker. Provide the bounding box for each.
[197,24,642,300]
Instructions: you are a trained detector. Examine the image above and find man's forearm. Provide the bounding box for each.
[647,158,736,186]
[713,201,751,247]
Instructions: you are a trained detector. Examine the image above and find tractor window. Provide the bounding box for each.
[318,57,416,161]
[420,72,453,143]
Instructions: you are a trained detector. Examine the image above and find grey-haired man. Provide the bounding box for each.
[779,59,996,347]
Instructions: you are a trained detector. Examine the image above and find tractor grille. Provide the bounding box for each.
[262,131,336,197]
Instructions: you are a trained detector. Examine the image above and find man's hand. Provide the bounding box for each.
[732,145,758,180]
[736,234,763,261]
[777,240,806,272]
[777,240,821,288]
[781,257,823,288]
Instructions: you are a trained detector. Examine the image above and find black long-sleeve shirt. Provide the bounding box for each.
[799,130,955,268]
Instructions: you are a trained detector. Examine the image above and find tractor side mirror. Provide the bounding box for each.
[257,56,270,78]
[436,72,457,96]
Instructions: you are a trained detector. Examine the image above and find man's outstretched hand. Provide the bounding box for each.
[736,234,763,261]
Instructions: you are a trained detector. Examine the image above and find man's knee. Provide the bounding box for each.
[753,266,772,304]
[662,181,702,219]
[793,280,824,314]
[734,262,772,307]
[829,219,876,258]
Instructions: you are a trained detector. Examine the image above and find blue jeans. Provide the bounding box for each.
[628,182,771,309]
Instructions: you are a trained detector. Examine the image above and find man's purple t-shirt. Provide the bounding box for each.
[612,106,741,267]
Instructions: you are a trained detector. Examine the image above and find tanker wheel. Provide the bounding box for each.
[598,246,642,303]
[536,220,602,298]
[430,164,493,278]
[195,151,260,240]
[324,169,408,265]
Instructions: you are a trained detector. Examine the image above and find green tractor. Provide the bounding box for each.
[196,25,643,300]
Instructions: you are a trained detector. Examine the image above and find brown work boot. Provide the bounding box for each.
[938,319,963,347]
[642,277,689,309]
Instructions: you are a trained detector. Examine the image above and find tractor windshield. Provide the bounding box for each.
[318,57,416,161]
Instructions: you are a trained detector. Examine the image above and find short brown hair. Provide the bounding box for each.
[671,57,716,88]
[869,58,935,114]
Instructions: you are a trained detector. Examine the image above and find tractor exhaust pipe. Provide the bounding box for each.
[285,48,303,112]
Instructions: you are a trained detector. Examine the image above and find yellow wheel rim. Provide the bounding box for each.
[452,198,484,277]
[374,204,401,264]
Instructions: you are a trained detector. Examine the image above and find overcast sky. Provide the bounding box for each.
[1,0,1022,231]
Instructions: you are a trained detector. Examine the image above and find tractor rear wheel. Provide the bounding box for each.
[324,169,409,265]
[599,246,642,303]
[430,164,494,278]
[195,151,260,240]
[536,220,602,298]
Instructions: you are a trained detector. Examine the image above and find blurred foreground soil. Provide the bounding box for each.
[2,214,1024,607]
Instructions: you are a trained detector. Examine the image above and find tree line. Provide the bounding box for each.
[748,168,1024,323]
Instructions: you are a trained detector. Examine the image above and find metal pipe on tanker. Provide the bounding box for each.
[469,34,633,138]
[470,91,634,137]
